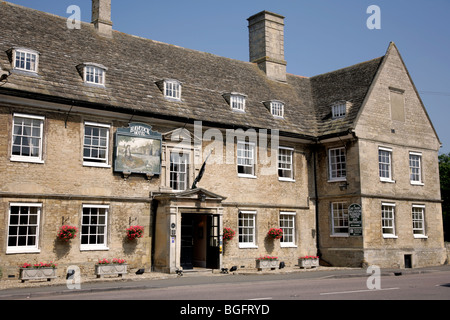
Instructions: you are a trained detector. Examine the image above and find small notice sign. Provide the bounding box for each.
[348,204,362,237]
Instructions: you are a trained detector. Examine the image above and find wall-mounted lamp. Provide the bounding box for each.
[339,182,349,191]
[0,71,11,81]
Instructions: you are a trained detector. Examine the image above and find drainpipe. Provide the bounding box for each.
[150,198,158,272]
[312,142,321,259]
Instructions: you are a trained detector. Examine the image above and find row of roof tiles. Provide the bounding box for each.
[0,1,383,140]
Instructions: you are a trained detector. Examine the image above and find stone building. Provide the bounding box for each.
[0,0,445,278]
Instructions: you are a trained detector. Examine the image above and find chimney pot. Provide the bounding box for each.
[248,11,287,82]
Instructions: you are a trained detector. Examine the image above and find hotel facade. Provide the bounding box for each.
[0,1,445,278]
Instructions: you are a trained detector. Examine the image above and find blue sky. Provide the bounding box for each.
[5,0,450,154]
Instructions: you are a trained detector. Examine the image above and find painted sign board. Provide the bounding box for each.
[114,123,162,175]
[348,203,363,237]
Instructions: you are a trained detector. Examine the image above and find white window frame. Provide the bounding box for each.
[280,212,296,247]
[10,113,45,164]
[83,122,111,168]
[328,147,347,182]
[13,48,39,73]
[238,210,257,248]
[278,147,294,181]
[164,80,182,100]
[409,152,423,185]
[412,205,427,238]
[169,151,190,191]
[331,202,349,236]
[382,203,397,238]
[84,65,106,86]
[379,147,394,183]
[237,141,256,178]
[270,101,285,118]
[332,103,346,119]
[230,94,246,112]
[6,203,42,254]
[80,204,109,251]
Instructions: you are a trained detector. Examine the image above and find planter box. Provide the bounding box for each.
[256,260,278,270]
[20,268,57,283]
[298,258,319,269]
[95,264,128,278]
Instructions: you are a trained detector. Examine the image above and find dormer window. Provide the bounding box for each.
[223,93,247,112]
[270,101,284,118]
[77,63,107,86]
[85,65,105,85]
[164,79,182,100]
[263,100,285,118]
[11,48,39,73]
[231,94,246,112]
[332,102,347,119]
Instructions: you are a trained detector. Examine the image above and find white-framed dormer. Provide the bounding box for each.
[263,100,285,118]
[270,101,285,118]
[8,47,40,74]
[331,101,350,119]
[155,79,182,101]
[76,62,107,86]
[222,92,247,112]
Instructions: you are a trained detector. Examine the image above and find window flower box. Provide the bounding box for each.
[19,262,57,283]
[95,259,128,278]
[256,256,278,270]
[298,256,319,269]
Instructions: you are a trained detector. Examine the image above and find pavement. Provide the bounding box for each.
[1,264,449,299]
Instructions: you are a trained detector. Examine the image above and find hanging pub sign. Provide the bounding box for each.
[348,203,363,237]
[114,123,162,176]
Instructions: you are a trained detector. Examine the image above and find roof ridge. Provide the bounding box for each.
[2,1,256,70]
[310,56,384,79]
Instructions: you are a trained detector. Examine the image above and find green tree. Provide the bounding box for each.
[439,153,450,241]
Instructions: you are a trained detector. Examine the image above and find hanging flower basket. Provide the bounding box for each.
[57,225,78,242]
[126,225,144,240]
[267,228,283,240]
[223,227,236,242]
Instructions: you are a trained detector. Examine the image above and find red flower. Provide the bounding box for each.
[126,226,144,240]
[267,228,283,240]
[223,228,236,241]
[57,225,78,242]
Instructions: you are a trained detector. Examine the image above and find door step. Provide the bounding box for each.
[182,268,214,276]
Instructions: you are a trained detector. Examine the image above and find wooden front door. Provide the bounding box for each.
[180,214,194,270]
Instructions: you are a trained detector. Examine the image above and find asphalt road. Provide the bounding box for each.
[7,269,450,301]
[2,268,448,319]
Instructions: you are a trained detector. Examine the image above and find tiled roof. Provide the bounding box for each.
[310,57,384,138]
[0,1,382,140]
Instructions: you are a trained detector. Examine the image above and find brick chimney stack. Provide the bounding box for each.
[92,0,113,38]
[248,11,287,82]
